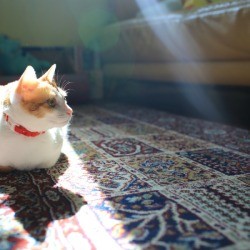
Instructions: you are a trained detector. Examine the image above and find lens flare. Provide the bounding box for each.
[77,8,120,51]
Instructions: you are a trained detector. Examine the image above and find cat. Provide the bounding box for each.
[0,64,72,172]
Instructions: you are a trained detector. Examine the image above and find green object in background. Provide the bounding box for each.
[0,35,50,75]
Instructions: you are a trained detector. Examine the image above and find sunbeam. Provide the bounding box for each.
[133,0,227,119]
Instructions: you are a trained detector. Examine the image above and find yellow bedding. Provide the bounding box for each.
[183,0,232,10]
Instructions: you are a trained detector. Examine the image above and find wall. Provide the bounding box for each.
[0,0,109,47]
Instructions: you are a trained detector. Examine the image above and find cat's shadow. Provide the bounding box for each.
[0,153,87,243]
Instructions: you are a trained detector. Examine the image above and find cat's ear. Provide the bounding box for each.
[17,66,39,99]
[20,65,37,83]
[39,64,56,82]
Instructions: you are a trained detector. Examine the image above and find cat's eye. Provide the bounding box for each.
[47,98,56,108]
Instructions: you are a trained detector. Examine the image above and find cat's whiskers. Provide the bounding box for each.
[61,81,72,92]
[56,73,65,88]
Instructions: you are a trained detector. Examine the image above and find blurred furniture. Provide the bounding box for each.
[101,0,250,86]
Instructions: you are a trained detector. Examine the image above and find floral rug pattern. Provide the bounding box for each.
[0,103,249,249]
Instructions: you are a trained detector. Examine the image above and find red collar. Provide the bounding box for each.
[4,113,45,137]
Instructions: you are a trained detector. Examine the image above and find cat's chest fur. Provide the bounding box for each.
[0,113,66,170]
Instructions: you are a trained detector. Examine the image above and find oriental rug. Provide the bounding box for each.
[0,103,249,250]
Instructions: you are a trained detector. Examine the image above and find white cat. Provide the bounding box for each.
[0,64,72,171]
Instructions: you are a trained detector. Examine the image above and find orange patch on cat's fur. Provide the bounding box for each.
[3,94,11,108]
[18,82,57,118]
[2,82,13,109]
[0,165,15,172]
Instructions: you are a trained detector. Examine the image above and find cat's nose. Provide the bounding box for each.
[66,106,73,116]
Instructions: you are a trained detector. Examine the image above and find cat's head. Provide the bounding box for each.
[5,64,73,131]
